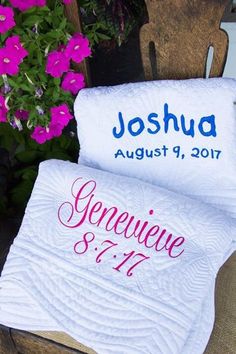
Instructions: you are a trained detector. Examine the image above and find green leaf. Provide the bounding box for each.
[14,166,38,181]
[45,151,71,161]
[97,33,111,40]
[58,135,72,150]
[52,90,60,100]
[59,18,67,30]
[53,78,61,86]
[11,128,26,146]
[23,6,50,15]
[20,84,33,92]
[8,78,19,89]
[10,179,35,208]
[15,151,40,164]
[0,125,25,148]
[23,16,43,27]
[1,32,10,42]
[47,30,61,39]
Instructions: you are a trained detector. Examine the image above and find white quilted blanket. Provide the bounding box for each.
[75,78,236,219]
[0,159,235,354]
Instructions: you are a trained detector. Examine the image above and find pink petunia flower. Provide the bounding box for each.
[9,0,35,12]
[46,51,70,78]
[50,103,73,128]
[31,104,73,143]
[15,109,29,120]
[58,44,66,53]
[65,33,91,64]
[9,0,46,12]
[31,126,51,144]
[48,122,63,138]
[35,0,46,6]
[63,0,73,4]
[0,5,16,34]
[6,35,28,61]
[0,95,8,123]
[0,48,20,75]
[61,72,85,95]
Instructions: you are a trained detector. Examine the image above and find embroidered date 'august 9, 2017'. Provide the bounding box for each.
[58,177,185,277]
[112,103,222,161]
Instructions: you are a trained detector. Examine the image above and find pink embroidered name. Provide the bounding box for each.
[58,177,185,260]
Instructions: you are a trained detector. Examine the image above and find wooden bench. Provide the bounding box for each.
[1,0,236,353]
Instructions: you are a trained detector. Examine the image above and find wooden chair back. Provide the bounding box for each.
[65,0,233,83]
[139,0,231,80]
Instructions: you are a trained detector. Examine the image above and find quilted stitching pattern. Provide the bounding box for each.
[0,160,235,354]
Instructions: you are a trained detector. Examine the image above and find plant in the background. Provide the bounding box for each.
[0,0,91,144]
[0,0,91,216]
[80,0,145,47]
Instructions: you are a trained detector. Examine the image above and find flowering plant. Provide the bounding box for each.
[0,0,91,216]
[0,0,91,144]
[80,0,145,46]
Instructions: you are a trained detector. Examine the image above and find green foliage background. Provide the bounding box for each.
[80,0,145,46]
[0,119,79,218]
[0,0,146,219]
[0,1,75,129]
[0,0,79,218]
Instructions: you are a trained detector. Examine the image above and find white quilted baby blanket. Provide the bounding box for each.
[0,159,235,354]
[75,78,236,219]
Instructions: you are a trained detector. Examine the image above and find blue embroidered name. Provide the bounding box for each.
[112,103,217,139]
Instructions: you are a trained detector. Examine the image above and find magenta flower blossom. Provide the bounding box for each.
[61,72,85,95]
[63,0,72,4]
[58,44,66,53]
[46,51,70,78]
[31,104,73,143]
[31,126,51,144]
[65,33,91,64]
[9,0,35,12]
[35,0,46,6]
[15,109,29,120]
[0,95,7,122]
[51,104,73,128]
[0,5,16,34]
[9,0,46,12]
[6,36,28,61]
[48,122,63,138]
[0,48,20,75]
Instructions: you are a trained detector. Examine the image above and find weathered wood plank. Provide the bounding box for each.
[0,325,17,354]
[204,252,236,354]
[65,0,91,87]
[30,331,96,353]
[140,0,230,80]
[10,328,85,354]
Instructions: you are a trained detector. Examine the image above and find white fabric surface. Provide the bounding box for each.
[0,159,235,354]
[74,78,236,218]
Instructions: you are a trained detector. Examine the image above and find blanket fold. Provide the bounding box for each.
[0,159,235,354]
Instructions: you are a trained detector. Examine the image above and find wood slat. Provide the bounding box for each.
[9,328,85,354]
[0,326,17,354]
[64,0,91,87]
